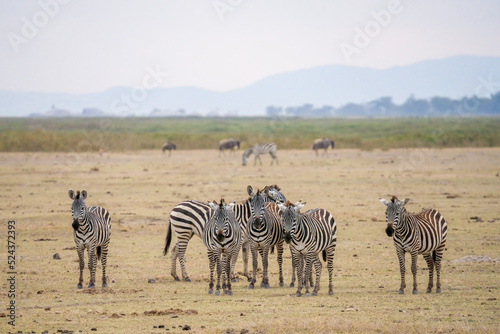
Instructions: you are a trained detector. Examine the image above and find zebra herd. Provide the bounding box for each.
[162,138,335,164]
[68,187,448,296]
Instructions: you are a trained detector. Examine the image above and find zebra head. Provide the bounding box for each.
[379,196,410,237]
[209,199,235,242]
[263,184,286,204]
[247,185,266,229]
[278,201,305,244]
[69,189,88,230]
[242,148,252,166]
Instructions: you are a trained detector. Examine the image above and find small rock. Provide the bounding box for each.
[353,254,357,257]
[241,330,249,334]
[158,325,165,328]
[45,307,51,311]
[182,325,191,331]
[0,312,6,317]
[148,279,156,284]
[53,253,61,260]
[91,328,97,331]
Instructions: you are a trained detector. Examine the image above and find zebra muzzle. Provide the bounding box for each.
[385,223,394,237]
[217,233,225,242]
[284,232,292,244]
[72,219,79,231]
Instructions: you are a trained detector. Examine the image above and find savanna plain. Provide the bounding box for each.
[0,119,499,333]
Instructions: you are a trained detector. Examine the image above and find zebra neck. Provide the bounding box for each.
[77,213,92,232]
[395,210,411,234]
[293,215,306,240]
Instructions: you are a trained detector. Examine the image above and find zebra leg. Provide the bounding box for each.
[435,246,445,293]
[411,251,418,294]
[290,247,296,288]
[304,254,316,296]
[423,253,434,293]
[76,245,85,289]
[225,254,233,296]
[311,255,323,296]
[215,251,222,296]
[327,248,335,295]
[171,243,180,281]
[258,248,270,288]
[248,244,258,289]
[277,242,284,287]
[177,236,193,282]
[87,246,96,289]
[221,253,228,290]
[242,240,251,281]
[397,250,406,294]
[100,243,109,288]
[296,254,304,297]
[208,251,215,294]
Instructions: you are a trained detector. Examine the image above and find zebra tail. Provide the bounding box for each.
[432,250,437,262]
[322,250,327,262]
[270,246,275,255]
[96,246,101,261]
[163,218,172,256]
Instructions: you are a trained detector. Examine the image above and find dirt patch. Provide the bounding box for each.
[144,308,199,316]
[451,255,498,263]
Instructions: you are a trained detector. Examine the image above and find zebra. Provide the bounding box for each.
[219,138,240,156]
[202,199,242,296]
[68,189,111,289]
[246,186,285,289]
[162,142,176,156]
[379,196,448,294]
[278,201,337,296]
[242,142,278,166]
[163,185,286,282]
[312,138,334,157]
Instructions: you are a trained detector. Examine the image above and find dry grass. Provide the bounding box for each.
[0,148,499,333]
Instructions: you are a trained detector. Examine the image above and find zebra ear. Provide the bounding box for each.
[209,202,218,211]
[247,185,254,196]
[81,190,87,200]
[295,203,305,212]
[278,203,287,212]
[68,189,75,200]
[228,202,235,210]
[401,198,410,206]
[294,200,304,207]
[379,198,390,206]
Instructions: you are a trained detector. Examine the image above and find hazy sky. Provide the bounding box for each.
[1,0,500,94]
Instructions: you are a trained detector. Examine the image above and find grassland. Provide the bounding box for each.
[0,147,499,333]
[0,117,499,152]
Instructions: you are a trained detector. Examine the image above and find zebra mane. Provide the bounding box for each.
[75,191,81,199]
[285,200,294,207]
[391,195,398,203]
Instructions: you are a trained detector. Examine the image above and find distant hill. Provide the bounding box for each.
[1,55,499,117]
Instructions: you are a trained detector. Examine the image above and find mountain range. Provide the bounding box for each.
[1,55,499,117]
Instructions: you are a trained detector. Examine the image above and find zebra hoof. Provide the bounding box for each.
[329,290,334,296]
[214,290,220,296]
[77,284,83,289]
[305,293,312,297]
[311,292,318,296]
[295,292,302,297]
[226,290,234,296]
[102,283,108,288]
[436,288,442,293]
[426,289,431,293]
[88,284,96,289]
[398,289,404,295]
[248,283,254,289]
[208,289,213,294]
[231,278,238,283]
[412,289,418,295]
[260,282,265,288]
[185,277,191,282]
[264,283,270,289]
[279,282,284,287]
[174,277,181,282]
[289,283,294,288]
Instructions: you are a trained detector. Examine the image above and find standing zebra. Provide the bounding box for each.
[163,185,286,282]
[162,142,177,156]
[379,196,448,294]
[279,201,337,296]
[242,142,278,166]
[219,138,240,156]
[69,190,111,289]
[312,138,334,157]
[203,199,242,296]
[246,186,285,289]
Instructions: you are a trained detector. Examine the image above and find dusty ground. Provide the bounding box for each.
[0,148,499,333]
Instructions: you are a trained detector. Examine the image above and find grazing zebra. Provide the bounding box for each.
[68,190,111,289]
[163,185,286,282]
[312,138,334,157]
[202,199,242,296]
[379,196,448,294]
[162,142,176,156]
[279,201,337,296]
[242,142,278,166]
[246,186,285,289]
[219,138,240,156]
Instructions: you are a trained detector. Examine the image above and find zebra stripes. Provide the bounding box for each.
[279,201,337,296]
[242,142,278,166]
[69,189,111,289]
[246,186,285,289]
[380,196,448,294]
[202,199,242,296]
[163,185,286,282]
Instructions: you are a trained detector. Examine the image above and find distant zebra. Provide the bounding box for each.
[163,185,286,282]
[162,142,177,156]
[242,142,278,166]
[312,138,334,157]
[69,189,111,289]
[246,186,285,289]
[203,199,242,296]
[279,201,337,296]
[379,196,448,294]
[219,138,240,156]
